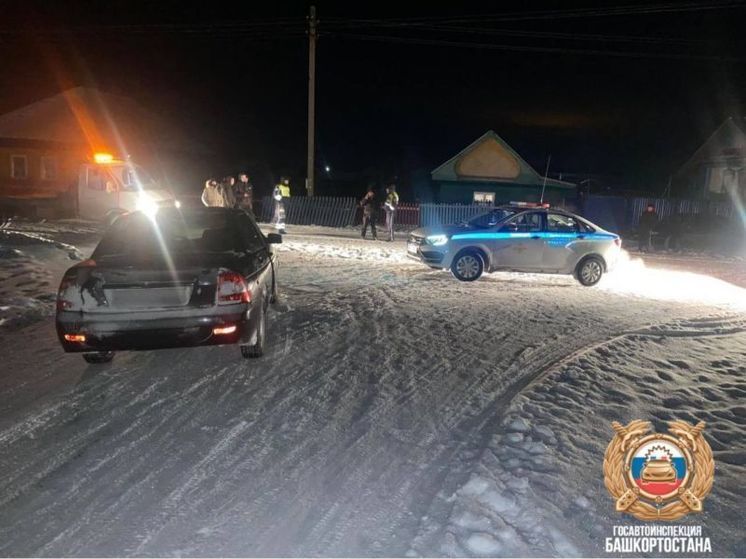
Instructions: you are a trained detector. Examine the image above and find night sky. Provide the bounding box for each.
[2,1,746,198]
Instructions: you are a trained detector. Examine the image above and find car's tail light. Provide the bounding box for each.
[213,325,237,335]
[614,237,622,248]
[217,271,251,305]
[56,260,95,312]
[57,275,77,312]
[64,334,86,343]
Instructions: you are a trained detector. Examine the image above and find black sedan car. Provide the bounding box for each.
[56,207,280,363]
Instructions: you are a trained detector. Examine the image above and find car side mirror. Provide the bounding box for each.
[266,233,283,244]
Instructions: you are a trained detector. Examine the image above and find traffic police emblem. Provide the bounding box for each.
[603,420,714,521]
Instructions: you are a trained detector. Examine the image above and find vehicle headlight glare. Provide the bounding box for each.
[427,234,448,246]
[136,194,159,218]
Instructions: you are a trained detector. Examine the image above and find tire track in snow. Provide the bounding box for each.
[1,237,735,556]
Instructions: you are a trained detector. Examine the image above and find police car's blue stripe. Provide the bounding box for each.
[450,232,617,241]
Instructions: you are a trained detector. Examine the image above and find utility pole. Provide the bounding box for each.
[306,5,317,197]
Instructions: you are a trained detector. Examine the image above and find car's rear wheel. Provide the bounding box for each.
[451,250,484,282]
[82,351,115,364]
[576,256,604,286]
[270,273,279,304]
[241,305,266,359]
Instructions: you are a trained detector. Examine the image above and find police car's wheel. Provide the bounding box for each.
[576,256,604,286]
[451,251,484,282]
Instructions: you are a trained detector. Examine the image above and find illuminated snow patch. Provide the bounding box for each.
[601,251,746,311]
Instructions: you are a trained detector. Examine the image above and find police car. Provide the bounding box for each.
[407,204,621,286]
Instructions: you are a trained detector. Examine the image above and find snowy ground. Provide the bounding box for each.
[0,219,99,329]
[0,222,744,557]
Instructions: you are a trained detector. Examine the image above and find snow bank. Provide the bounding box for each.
[413,316,746,557]
[0,220,99,331]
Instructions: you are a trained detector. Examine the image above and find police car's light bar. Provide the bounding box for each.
[509,201,550,208]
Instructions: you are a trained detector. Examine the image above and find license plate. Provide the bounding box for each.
[407,242,418,255]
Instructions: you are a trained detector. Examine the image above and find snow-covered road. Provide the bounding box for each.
[0,226,744,556]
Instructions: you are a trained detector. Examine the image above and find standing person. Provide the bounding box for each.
[383,184,399,242]
[272,177,291,234]
[638,203,658,253]
[359,187,377,240]
[235,172,254,212]
[221,176,237,209]
[201,178,232,207]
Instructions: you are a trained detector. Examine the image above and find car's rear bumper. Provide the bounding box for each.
[56,304,254,352]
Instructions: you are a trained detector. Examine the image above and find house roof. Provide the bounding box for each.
[431,130,575,189]
[676,117,746,177]
[0,87,206,155]
[0,87,148,147]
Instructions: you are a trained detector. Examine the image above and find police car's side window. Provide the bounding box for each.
[513,212,543,232]
[547,213,578,233]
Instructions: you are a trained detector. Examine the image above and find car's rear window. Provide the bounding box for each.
[93,210,263,261]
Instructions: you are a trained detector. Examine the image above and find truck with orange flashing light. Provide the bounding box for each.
[1,150,175,222]
[76,152,176,224]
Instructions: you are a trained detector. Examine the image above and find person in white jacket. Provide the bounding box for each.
[201,179,233,208]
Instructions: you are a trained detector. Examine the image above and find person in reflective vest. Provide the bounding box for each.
[383,184,399,242]
[272,177,291,234]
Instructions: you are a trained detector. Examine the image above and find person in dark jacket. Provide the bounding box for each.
[235,172,254,212]
[220,176,237,208]
[359,187,378,240]
[638,204,658,252]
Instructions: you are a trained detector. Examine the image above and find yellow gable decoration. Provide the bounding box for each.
[455,137,520,180]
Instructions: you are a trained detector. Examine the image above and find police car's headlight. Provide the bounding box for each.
[427,234,449,246]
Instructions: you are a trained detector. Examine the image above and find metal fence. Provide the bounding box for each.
[258,196,357,227]
[256,195,739,232]
[351,203,420,231]
[259,197,422,231]
[420,203,492,227]
[627,197,735,227]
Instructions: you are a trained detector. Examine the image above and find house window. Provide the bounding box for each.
[473,191,495,204]
[41,156,57,180]
[11,155,28,179]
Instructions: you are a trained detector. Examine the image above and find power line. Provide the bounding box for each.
[0,20,306,36]
[324,32,740,62]
[359,24,713,47]
[322,1,745,26]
